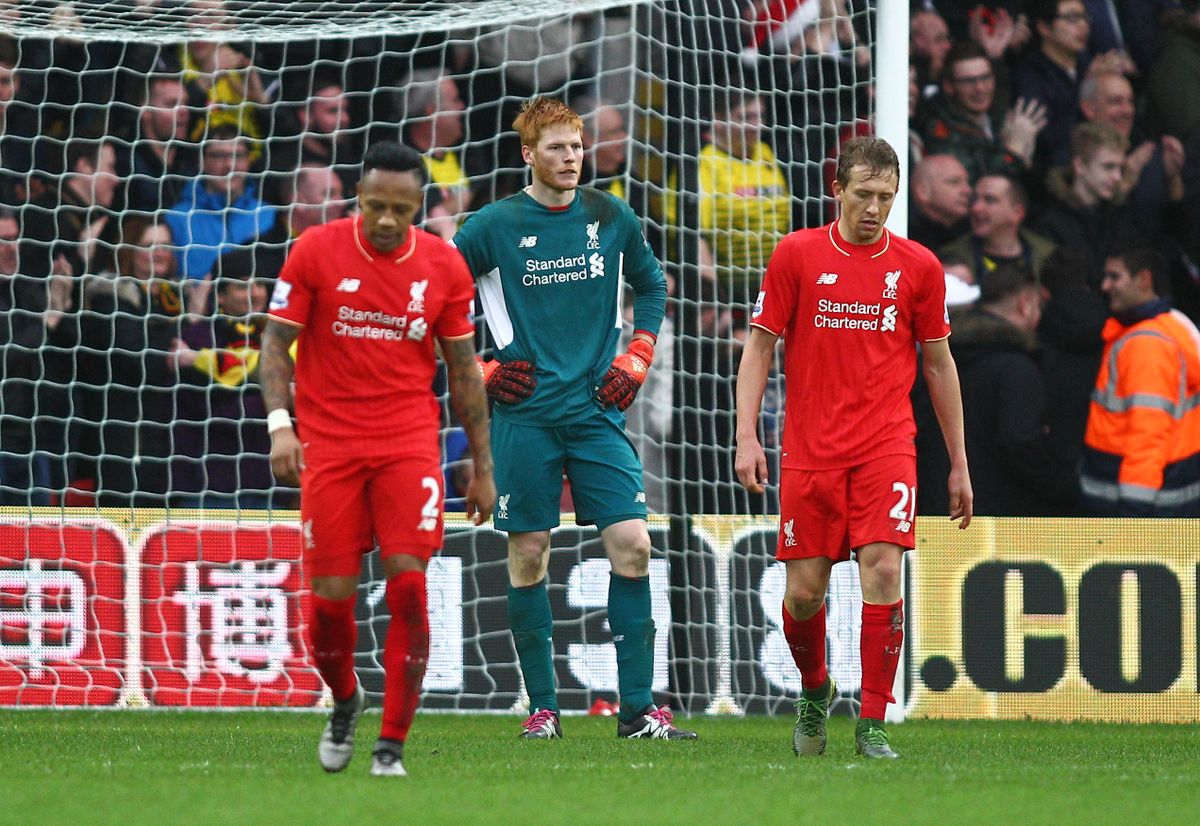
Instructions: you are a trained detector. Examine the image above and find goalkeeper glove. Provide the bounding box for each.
[595,338,655,411]
[479,358,537,405]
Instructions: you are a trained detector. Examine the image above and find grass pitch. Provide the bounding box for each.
[1,711,1197,826]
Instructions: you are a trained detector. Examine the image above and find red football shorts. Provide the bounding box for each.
[776,453,918,561]
[300,453,445,577]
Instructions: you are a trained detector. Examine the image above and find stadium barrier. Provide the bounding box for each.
[1,511,1196,722]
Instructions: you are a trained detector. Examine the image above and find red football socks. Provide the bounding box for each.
[781,600,829,691]
[860,599,904,720]
[309,592,358,703]
[380,570,429,743]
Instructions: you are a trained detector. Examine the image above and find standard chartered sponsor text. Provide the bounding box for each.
[522,253,600,286]
[813,298,883,330]
[333,304,409,340]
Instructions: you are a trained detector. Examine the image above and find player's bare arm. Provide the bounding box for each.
[441,335,497,525]
[261,319,304,486]
[734,326,778,494]
[922,337,974,528]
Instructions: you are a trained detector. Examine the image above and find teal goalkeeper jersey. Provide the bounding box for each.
[453,188,667,426]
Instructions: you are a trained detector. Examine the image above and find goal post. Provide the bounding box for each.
[0,0,902,716]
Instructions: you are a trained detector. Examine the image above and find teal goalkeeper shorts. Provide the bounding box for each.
[491,412,648,533]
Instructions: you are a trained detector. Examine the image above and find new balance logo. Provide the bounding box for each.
[518,236,538,248]
[881,305,897,332]
[634,491,646,504]
[336,278,361,292]
[817,273,838,285]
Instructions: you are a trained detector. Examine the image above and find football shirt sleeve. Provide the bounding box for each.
[434,246,478,340]
[912,251,951,342]
[750,236,800,337]
[618,200,667,338]
[450,210,491,279]
[269,228,318,326]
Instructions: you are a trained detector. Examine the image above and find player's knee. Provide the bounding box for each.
[311,575,357,602]
[784,582,826,619]
[508,532,550,580]
[860,557,902,601]
[607,536,650,577]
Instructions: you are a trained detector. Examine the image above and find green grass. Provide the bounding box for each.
[1,712,1197,826]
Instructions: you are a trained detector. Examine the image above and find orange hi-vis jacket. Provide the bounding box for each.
[1080,307,1200,516]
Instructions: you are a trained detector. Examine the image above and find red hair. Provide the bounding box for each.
[513,97,583,148]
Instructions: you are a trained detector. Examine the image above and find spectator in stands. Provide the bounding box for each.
[181,5,273,144]
[398,68,468,240]
[28,136,121,279]
[1079,70,1188,250]
[17,136,121,495]
[77,214,182,505]
[581,102,629,198]
[667,87,790,307]
[1032,121,1128,279]
[0,207,70,504]
[1012,0,1096,174]
[125,73,196,212]
[920,40,1046,182]
[1036,245,1106,478]
[214,164,344,304]
[580,100,668,260]
[940,174,1057,287]
[1080,244,1200,516]
[166,125,276,286]
[269,71,360,202]
[1148,1,1200,142]
[914,262,1076,516]
[171,270,275,509]
[908,153,972,249]
[911,8,953,96]
[0,36,36,206]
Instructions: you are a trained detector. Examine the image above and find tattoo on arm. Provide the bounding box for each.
[441,337,493,474]
[261,320,300,413]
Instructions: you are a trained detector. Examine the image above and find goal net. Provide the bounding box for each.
[0,0,879,715]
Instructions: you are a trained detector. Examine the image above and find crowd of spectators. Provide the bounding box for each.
[2,0,1199,518]
[909,0,1200,517]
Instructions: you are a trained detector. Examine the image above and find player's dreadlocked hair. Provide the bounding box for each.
[513,97,583,149]
[835,136,901,188]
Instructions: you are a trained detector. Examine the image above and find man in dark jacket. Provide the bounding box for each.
[920,41,1046,183]
[915,262,1077,515]
[1033,121,1129,280]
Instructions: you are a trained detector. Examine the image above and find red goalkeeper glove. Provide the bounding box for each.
[479,358,537,405]
[595,338,655,411]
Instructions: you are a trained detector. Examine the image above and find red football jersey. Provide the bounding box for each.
[269,217,475,460]
[751,222,949,470]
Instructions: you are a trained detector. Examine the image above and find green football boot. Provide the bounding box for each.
[855,718,900,759]
[792,677,836,756]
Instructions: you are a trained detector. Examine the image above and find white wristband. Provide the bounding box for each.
[266,409,293,434]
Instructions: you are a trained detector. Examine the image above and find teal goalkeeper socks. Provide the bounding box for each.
[507,580,558,714]
[608,572,655,722]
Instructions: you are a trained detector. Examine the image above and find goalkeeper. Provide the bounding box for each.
[453,97,694,740]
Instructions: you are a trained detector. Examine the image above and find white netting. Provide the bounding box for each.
[0,0,883,714]
[2,1,653,43]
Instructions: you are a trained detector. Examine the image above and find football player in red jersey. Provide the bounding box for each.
[261,142,495,777]
[735,136,972,759]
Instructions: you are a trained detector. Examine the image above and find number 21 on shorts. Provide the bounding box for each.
[889,482,915,534]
